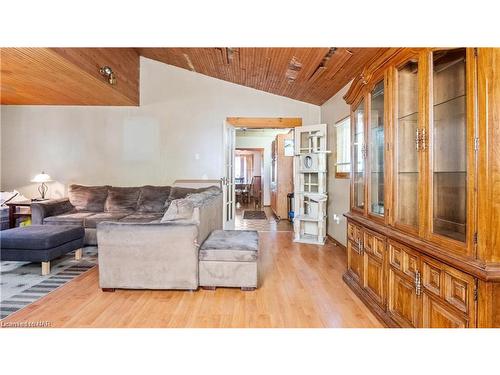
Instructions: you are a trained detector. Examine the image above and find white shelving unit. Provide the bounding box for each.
[293,124,329,245]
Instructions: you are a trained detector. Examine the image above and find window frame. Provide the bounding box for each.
[334,115,351,179]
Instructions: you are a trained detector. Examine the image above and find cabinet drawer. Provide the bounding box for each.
[347,222,361,243]
[363,230,386,260]
[388,240,419,279]
[421,256,475,315]
[422,257,442,297]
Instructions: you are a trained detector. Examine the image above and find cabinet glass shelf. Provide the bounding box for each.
[431,48,467,243]
[353,99,365,210]
[395,58,419,229]
[370,80,385,217]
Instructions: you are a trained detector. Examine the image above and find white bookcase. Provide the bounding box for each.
[293,124,329,245]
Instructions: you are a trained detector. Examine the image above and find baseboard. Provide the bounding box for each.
[342,272,399,328]
[326,234,346,251]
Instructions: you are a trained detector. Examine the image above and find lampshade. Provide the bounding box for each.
[31,172,53,183]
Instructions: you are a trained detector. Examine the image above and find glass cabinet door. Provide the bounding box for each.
[431,48,467,243]
[352,100,366,211]
[395,59,420,230]
[369,80,385,216]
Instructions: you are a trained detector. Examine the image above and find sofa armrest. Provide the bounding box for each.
[197,193,223,245]
[31,198,75,224]
[96,221,200,290]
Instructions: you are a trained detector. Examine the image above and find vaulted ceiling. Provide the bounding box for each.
[1,48,388,106]
[138,48,387,105]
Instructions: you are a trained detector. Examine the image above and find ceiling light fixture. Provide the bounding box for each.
[99,66,116,85]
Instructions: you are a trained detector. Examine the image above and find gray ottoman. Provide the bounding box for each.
[0,225,85,275]
[199,230,259,291]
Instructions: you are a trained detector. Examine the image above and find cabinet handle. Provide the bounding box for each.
[415,129,421,151]
[357,238,364,254]
[414,270,422,296]
[420,128,427,151]
[360,144,365,159]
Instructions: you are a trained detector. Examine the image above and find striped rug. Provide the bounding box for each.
[0,247,97,320]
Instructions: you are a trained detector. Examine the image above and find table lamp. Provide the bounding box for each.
[31,172,53,200]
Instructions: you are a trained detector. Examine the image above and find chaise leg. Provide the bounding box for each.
[41,261,50,276]
[102,288,116,292]
[241,287,256,291]
[202,286,216,291]
[75,248,83,260]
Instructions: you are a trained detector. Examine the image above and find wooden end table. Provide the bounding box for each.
[5,200,37,228]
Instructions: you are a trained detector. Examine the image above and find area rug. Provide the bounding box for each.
[243,210,267,220]
[0,247,97,320]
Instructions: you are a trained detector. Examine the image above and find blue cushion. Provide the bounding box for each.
[0,225,84,250]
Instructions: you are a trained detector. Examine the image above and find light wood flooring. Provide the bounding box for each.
[2,232,382,328]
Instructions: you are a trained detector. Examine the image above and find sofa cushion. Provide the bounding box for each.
[160,199,195,222]
[199,230,259,262]
[185,187,222,207]
[84,212,128,228]
[69,184,109,212]
[197,186,222,196]
[104,187,140,212]
[43,211,94,226]
[137,186,171,213]
[168,186,200,201]
[119,213,164,223]
[0,225,84,250]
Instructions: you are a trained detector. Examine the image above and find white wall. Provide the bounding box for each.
[0,57,320,199]
[321,83,351,246]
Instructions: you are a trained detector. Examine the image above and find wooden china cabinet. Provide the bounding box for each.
[343,48,500,328]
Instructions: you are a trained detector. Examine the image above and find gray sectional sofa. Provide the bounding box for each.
[31,184,221,246]
[32,183,223,290]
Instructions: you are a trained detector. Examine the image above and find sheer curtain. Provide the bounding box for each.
[235,154,254,184]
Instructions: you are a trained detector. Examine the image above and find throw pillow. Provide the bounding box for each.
[168,186,200,201]
[68,184,110,212]
[161,198,195,222]
[104,187,141,212]
[137,185,171,213]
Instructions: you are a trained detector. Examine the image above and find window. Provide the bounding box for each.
[235,153,254,184]
[335,116,351,178]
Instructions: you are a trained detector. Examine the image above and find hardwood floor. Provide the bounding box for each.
[1,232,382,328]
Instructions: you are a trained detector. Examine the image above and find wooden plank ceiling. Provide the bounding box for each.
[138,48,387,105]
[0,48,140,105]
[1,48,387,106]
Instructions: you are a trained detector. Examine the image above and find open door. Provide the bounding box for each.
[222,121,236,229]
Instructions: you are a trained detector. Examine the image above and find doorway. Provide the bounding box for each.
[234,128,294,231]
[222,117,302,231]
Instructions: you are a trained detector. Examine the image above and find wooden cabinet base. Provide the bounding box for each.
[343,272,399,328]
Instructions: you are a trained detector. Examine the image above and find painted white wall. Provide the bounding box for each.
[235,129,290,205]
[0,57,320,199]
[321,83,351,246]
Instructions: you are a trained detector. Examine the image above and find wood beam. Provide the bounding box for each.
[226,117,302,128]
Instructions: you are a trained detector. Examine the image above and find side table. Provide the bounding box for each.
[5,200,40,228]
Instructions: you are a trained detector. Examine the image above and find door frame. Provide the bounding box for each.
[222,120,236,229]
[223,117,302,228]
